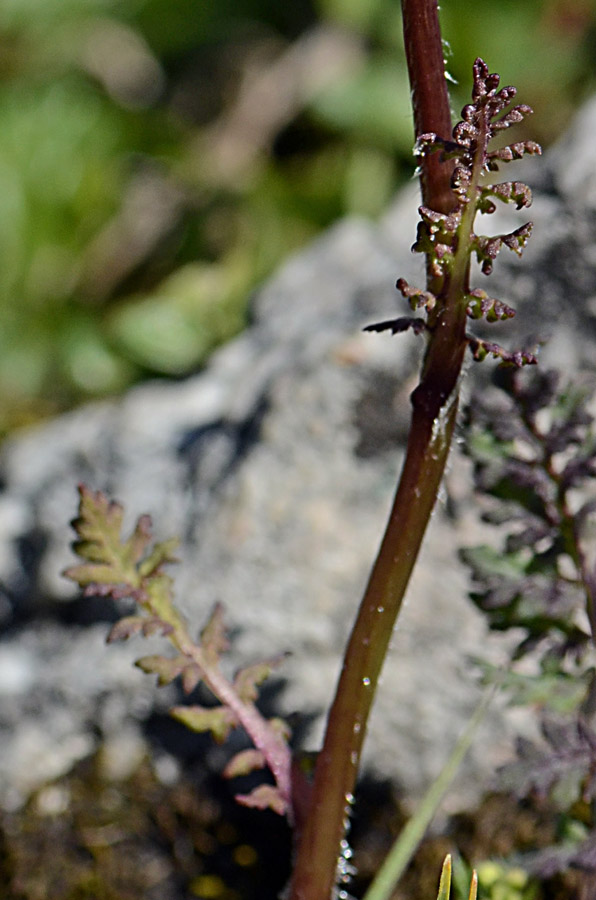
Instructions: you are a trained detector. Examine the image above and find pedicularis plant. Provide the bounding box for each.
[65,2,544,898]
[462,368,596,878]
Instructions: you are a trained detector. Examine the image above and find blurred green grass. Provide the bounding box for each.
[0,0,593,432]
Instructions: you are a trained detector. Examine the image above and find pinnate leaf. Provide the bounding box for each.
[64,485,179,592]
[65,487,293,819]
[66,485,150,584]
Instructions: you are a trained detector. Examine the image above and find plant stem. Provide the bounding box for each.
[287,3,468,899]
[402,0,454,215]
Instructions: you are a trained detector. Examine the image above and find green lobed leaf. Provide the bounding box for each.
[200,602,229,669]
[181,663,202,694]
[461,544,530,580]
[63,561,127,589]
[474,659,590,715]
[233,656,286,704]
[65,485,153,587]
[135,654,187,686]
[170,704,238,742]
[466,427,515,465]
[137,537,180,578]
[268,717,292,742]
[143,573,187,633]
[224,748,267,779]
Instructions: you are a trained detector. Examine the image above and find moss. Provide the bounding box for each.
[0,749,291,900]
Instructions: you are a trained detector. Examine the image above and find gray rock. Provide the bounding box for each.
[1,95,595,814]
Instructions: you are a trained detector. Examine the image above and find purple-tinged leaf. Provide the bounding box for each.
[200,602,229,668]
[452,120,477,147]
[491,105,533,132]
[471,58,492,99]
[503,222,534,255]
[65,485,160,589]
[473,223,533,274]
[413,132,441,155]
[140,617,175,638]
[396,277,437,312]
[106,615,147,642]
[467,335,538,367]
[224,748,267,778]
[234,784,288,817]
[63,562,126,589]
[494,85,517,106]
[486,141,542,171]
[181,663,202,694]
[480,181,533,211]
[170,704,238,742]
[501,717,596,802]
[84,582,141,602]
[418,206,458,233]
[465,289,515,322]
[135,654,187,685]
[452,165,472,199]
[233,656,287,704]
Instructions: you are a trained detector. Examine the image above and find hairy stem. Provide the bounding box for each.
[287,3,465,899]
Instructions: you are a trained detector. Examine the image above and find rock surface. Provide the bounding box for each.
[1,96,596,813]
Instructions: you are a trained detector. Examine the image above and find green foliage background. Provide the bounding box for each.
[0,0,593,432]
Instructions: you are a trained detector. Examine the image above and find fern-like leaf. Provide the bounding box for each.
[64,485,294,821]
